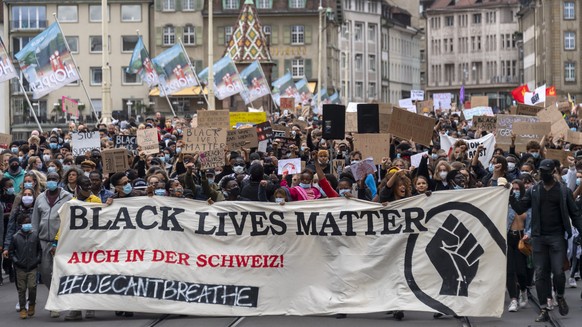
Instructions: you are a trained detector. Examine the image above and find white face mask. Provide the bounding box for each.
[507,162,516,171]
[275,198,285,204]
[233,166,245,174]
[439,171,448,180]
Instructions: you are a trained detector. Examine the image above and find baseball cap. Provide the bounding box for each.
[539,159,555,171]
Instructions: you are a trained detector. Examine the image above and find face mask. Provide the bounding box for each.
[351,160,360,165]
[275,197,285,204]
[396,153,401,159]
[540,172,554,183]
[49,143,58,149]
[177,129,182,134]
[173,187,184,195]
[63,165,71,172]
[577,178,581,186]
[439,171,448,180]
[233,166,245,174]
[159,156,166,163]
[228,187,240,198]
[18,156,23,163]
[431,154,438,160]
[507,162,516,171]
[37,163,43,169]
[21,224,32,232]
[11,147,18,153]
[42,154,51,162]
[46,181,58,191]
[207,177,215,185]
[154,189,166,196]
[5,187,14,195]
[513,191,521,199]
[10,164,19,172]
[571,127,577,131]
[562,175,568,183]
[339,189,350,197]
[488,163,494,173]
[22,195,34,206]
[47,166,57,173]
[453,184,464,190]
[300,146,306,152]
[122,183,133,195]
[454,120,459,124]
[83,171,90,177]
[520,170,530,175]
[531,152,540,159]
[299,182,311,189]
[24,182,33,189]
[176,147,182,154]
[164,154,170,162]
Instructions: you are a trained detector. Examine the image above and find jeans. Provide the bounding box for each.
[532,235,567,307]
[506,231,528,299]
[15,267,37,310]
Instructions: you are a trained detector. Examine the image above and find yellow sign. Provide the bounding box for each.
[229,112,268,129]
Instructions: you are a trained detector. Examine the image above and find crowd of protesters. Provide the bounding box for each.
[0,108,582,323]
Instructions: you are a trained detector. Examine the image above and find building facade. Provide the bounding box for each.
[519,0,581,101]
[425,0,520,110]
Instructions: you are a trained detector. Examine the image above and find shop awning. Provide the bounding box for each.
[148,86,207,97]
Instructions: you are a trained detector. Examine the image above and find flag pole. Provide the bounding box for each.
[53,14,100,125]
[178,38,209,107]
[17,77,43,132]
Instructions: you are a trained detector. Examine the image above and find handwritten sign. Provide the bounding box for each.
[229,112,267,128]
[72,132,101,157]
[512,122,550,141]
[516,103,543,116]
[495,114,539,151]
[227,128,259,149]
[114,135,137,154]
[183,128,227,153]
[473,116,497,131]
[558,102,572,113]
[567,130,582,145]
[433,93,452,110]
[537,106,570,139]
[379,104,392,133]
[353,133,391,165]
[351,160,376,181]
[462,107,493,120]
[545,148,570,167]
[345,112,358,133]
[199,149,224,170]
[0,133,13,149]
[387,107,434,146]
[411,90,424,101]
[417,100,433,113]
[398,98,416,113]
[197,110,230,129]
[137,129,159,155]
[277,158,301,175]
[255,121,273,142]
[280,97,295,111]
[101,149,129,175]
[470,96,489,108]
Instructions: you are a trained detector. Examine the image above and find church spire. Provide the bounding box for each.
[224,0,272,63]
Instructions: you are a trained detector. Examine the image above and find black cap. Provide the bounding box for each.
[539,159,555,171]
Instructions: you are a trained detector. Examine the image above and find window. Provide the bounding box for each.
[564,2,575,20]
[291,59,304,78]
[473,13,481,24]
[90,67,103,85]
[355,54,363,71]
[57,5,77,22]
[354,23,363,41]
[163,0,176,11]
[565,62,576,82]
[66,36,79,53]
[445,16,454,27]
[291,25,304,45]
[368,1,377,13]
[121,5,141,21]
[163,26,176,46]
[90,36,103,52]
[183,25,196,45]
[122,35,138,52]
[122,67,142,84]
[223,0,239,10]
[368,83,376,98]
[263,25,272,46]
[368,24,376,42]
[89,5,109,22]
[11,36,33,54]
[565,32,575,50]
[355,82,363,98]
[289,0,305,9]
[355,0,365,11]
[368,55,376,71]
[182,0,195,11]
[224,26,233,45]
[257,0,272,9]
[11,6,47,30]
[91,99,103,113]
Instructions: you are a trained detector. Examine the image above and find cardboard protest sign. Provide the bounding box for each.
[322,104,346,140]
[229,112,267,128]
[114,135,137,154]
[473,116,497,131]
[440,133,496,167]
[280,97,295,111]
[357,104,380,133]
[558,102,572,113]
[537,106,570,139]
[495,115,539,151]
[411,90,424,101]
[199,149,224,170]
[353,133,391,165]
[462,107,493,120]
[417,100,433,113]
[331,159,345,177]
[516,103,543,116]
[227,128,259,149]
[136,129,159,155]
[398,98,416,113]
[255,121,273,142]
[471,96,489,108]
[277,158,301,175]
[101,149,129,175]
[197,110,230,129]
[272,124,291,138]
[345,112,358,133]
[379,103,392,133]
[545,96,557,107]
[387,107,434,146]
[512,122,550,142]
[72,132,101,157]
[567,130,582,145]
[545,148,570,167]
[182,128,227,153]
[0,133,13,149]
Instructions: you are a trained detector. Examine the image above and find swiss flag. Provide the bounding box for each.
[511,85,530,103]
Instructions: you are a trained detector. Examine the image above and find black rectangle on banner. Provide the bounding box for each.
[357,104,379,133]
[322,104,346,139]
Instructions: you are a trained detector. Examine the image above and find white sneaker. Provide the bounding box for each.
[547,298,554,310]
[575,271,580,279]
[519,291,528,308]
[569,277,577,288]
[508,299,519,312]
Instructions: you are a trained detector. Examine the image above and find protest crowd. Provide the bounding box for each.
[1,103,582,323]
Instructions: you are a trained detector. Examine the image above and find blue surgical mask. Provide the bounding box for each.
[49,143,58,149]
[21,223,32,232]
[338,189,350,197]
[63,165,71,172]
[275,197,285,204]
[207,177,215,185]
[176,147,182,154]
[299,182,311,189]
[47,166,57,173]
[164,154,170,162]
[154,189,166,196]
[562,175,568,183]
[159,156,166,163]
[453,184,464,190]
[577,178,581,186]
[488,163,494,173]
[571,127,577,131]
[46,181,58,191]
[531,152,540,159]
[24,182,33,189]
[122,183,133,195]
[431,154,438,160]
[5,187,14,195]
[513,191,521,199]
[396,153,401,159]
[11,147,18,153]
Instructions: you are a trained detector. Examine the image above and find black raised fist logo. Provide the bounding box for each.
[426,214,484,297]
[531,93,539,104]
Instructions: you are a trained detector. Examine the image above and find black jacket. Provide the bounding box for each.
[510,181,582,239]
[9,230,42,272]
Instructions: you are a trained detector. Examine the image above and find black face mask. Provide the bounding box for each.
[10,164,19,172]
[228,187,240,198]
[540,171,554,183]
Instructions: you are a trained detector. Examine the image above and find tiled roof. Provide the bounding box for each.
[223,0,272,63]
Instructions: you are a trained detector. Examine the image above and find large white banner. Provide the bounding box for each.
[47,190,508,317]
[440,133,496,167]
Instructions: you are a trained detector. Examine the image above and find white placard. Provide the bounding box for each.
[410,151,428,169]
[71,132,100,157]
[398,98,416,113]
[277,158,301,175]
[433,93,452,110]
[411,90,424,101]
